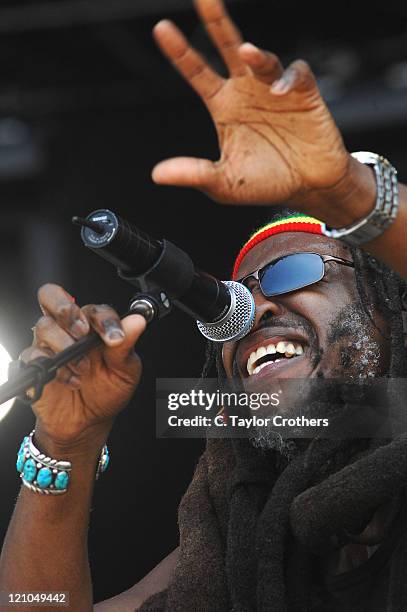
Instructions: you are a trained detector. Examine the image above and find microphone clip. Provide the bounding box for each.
[128,289,172,323]
[122,237,194,323]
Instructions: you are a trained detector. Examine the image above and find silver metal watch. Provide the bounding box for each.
[323,151,399,247]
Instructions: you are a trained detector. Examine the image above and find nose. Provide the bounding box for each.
[250,282,285,328]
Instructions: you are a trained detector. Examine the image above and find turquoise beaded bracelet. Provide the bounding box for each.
[16,430,109,495]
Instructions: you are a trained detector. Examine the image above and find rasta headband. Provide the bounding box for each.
[232,214,326,280]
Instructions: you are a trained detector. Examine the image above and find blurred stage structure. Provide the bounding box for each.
[0,0,405,130]
[0,0,406,603]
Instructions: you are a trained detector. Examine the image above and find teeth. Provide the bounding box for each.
[246,340,305,376]
[276,341,286,354]
[247,350,257,375]
[253,362,271,375]
[257,346,267,359]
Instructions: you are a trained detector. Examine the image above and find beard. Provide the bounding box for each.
[244,302,385,457]
[250,429,304,460]
[327,303,383,378]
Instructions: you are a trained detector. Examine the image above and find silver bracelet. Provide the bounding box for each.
[16,430,109,495]
[323,151,399,247]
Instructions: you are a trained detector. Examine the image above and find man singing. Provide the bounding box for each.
[1,0,407,610]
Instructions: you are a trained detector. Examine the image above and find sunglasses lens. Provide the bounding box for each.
[260,253,324,296]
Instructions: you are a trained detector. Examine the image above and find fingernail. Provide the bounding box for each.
[106,329,125,343]
[271,78,289,94]
[71,318,89,338]
[241,42,259,53]
[102,318,124,342]
[154,19,171,33]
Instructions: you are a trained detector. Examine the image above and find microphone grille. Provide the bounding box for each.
[196,281,255,342]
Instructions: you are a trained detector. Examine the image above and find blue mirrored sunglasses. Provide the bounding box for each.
[237,252,354,297]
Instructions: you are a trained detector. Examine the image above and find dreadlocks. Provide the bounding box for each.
[139,213,407,612]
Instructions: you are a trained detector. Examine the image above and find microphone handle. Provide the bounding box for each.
[76,209,162,275]
[76,209,232,323]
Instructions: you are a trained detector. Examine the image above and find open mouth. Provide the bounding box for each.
[247,340,305,376]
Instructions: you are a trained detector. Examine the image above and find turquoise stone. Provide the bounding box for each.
[37,467,52,488]
[101,454,109,472]
[23,458,37,482]
[100,446,109,472]
[18,436,29,455]
[54,471,69,490]
[16,451,26,473]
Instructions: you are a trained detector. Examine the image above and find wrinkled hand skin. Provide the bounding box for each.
[151,0,350,207]
[20,283,146,450]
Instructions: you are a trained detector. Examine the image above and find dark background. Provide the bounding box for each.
[0,0,406,603]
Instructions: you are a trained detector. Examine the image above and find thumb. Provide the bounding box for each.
[152,156,218,190]
[103,313,147,370]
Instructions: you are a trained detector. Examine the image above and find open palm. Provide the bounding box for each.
[152,0,350,206]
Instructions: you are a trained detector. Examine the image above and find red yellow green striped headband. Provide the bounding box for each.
[232,215,326,280]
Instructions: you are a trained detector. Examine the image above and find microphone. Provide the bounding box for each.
[72,209,255,342]
[0,208,256,408]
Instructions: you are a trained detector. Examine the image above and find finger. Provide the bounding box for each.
[152,156,218,189]
[55,368,81,389]
[20,345,53,364]
[238,43,283,85]
[102,314,147,372]
[81,304,125,347]
[153,20,224,102]
[271,59,317,95]
[33,316,90,376]
[194,0,247,77]
[38,284,90,340]
[20,346,80,391]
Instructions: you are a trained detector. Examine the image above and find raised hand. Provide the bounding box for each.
[152,0,350,207]
[20,284,146,449]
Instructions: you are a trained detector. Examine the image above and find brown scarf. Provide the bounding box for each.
[139,435,407,611]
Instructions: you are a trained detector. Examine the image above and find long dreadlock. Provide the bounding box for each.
[140,216,407,612]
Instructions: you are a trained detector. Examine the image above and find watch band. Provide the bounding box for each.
[323,152,399,247]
